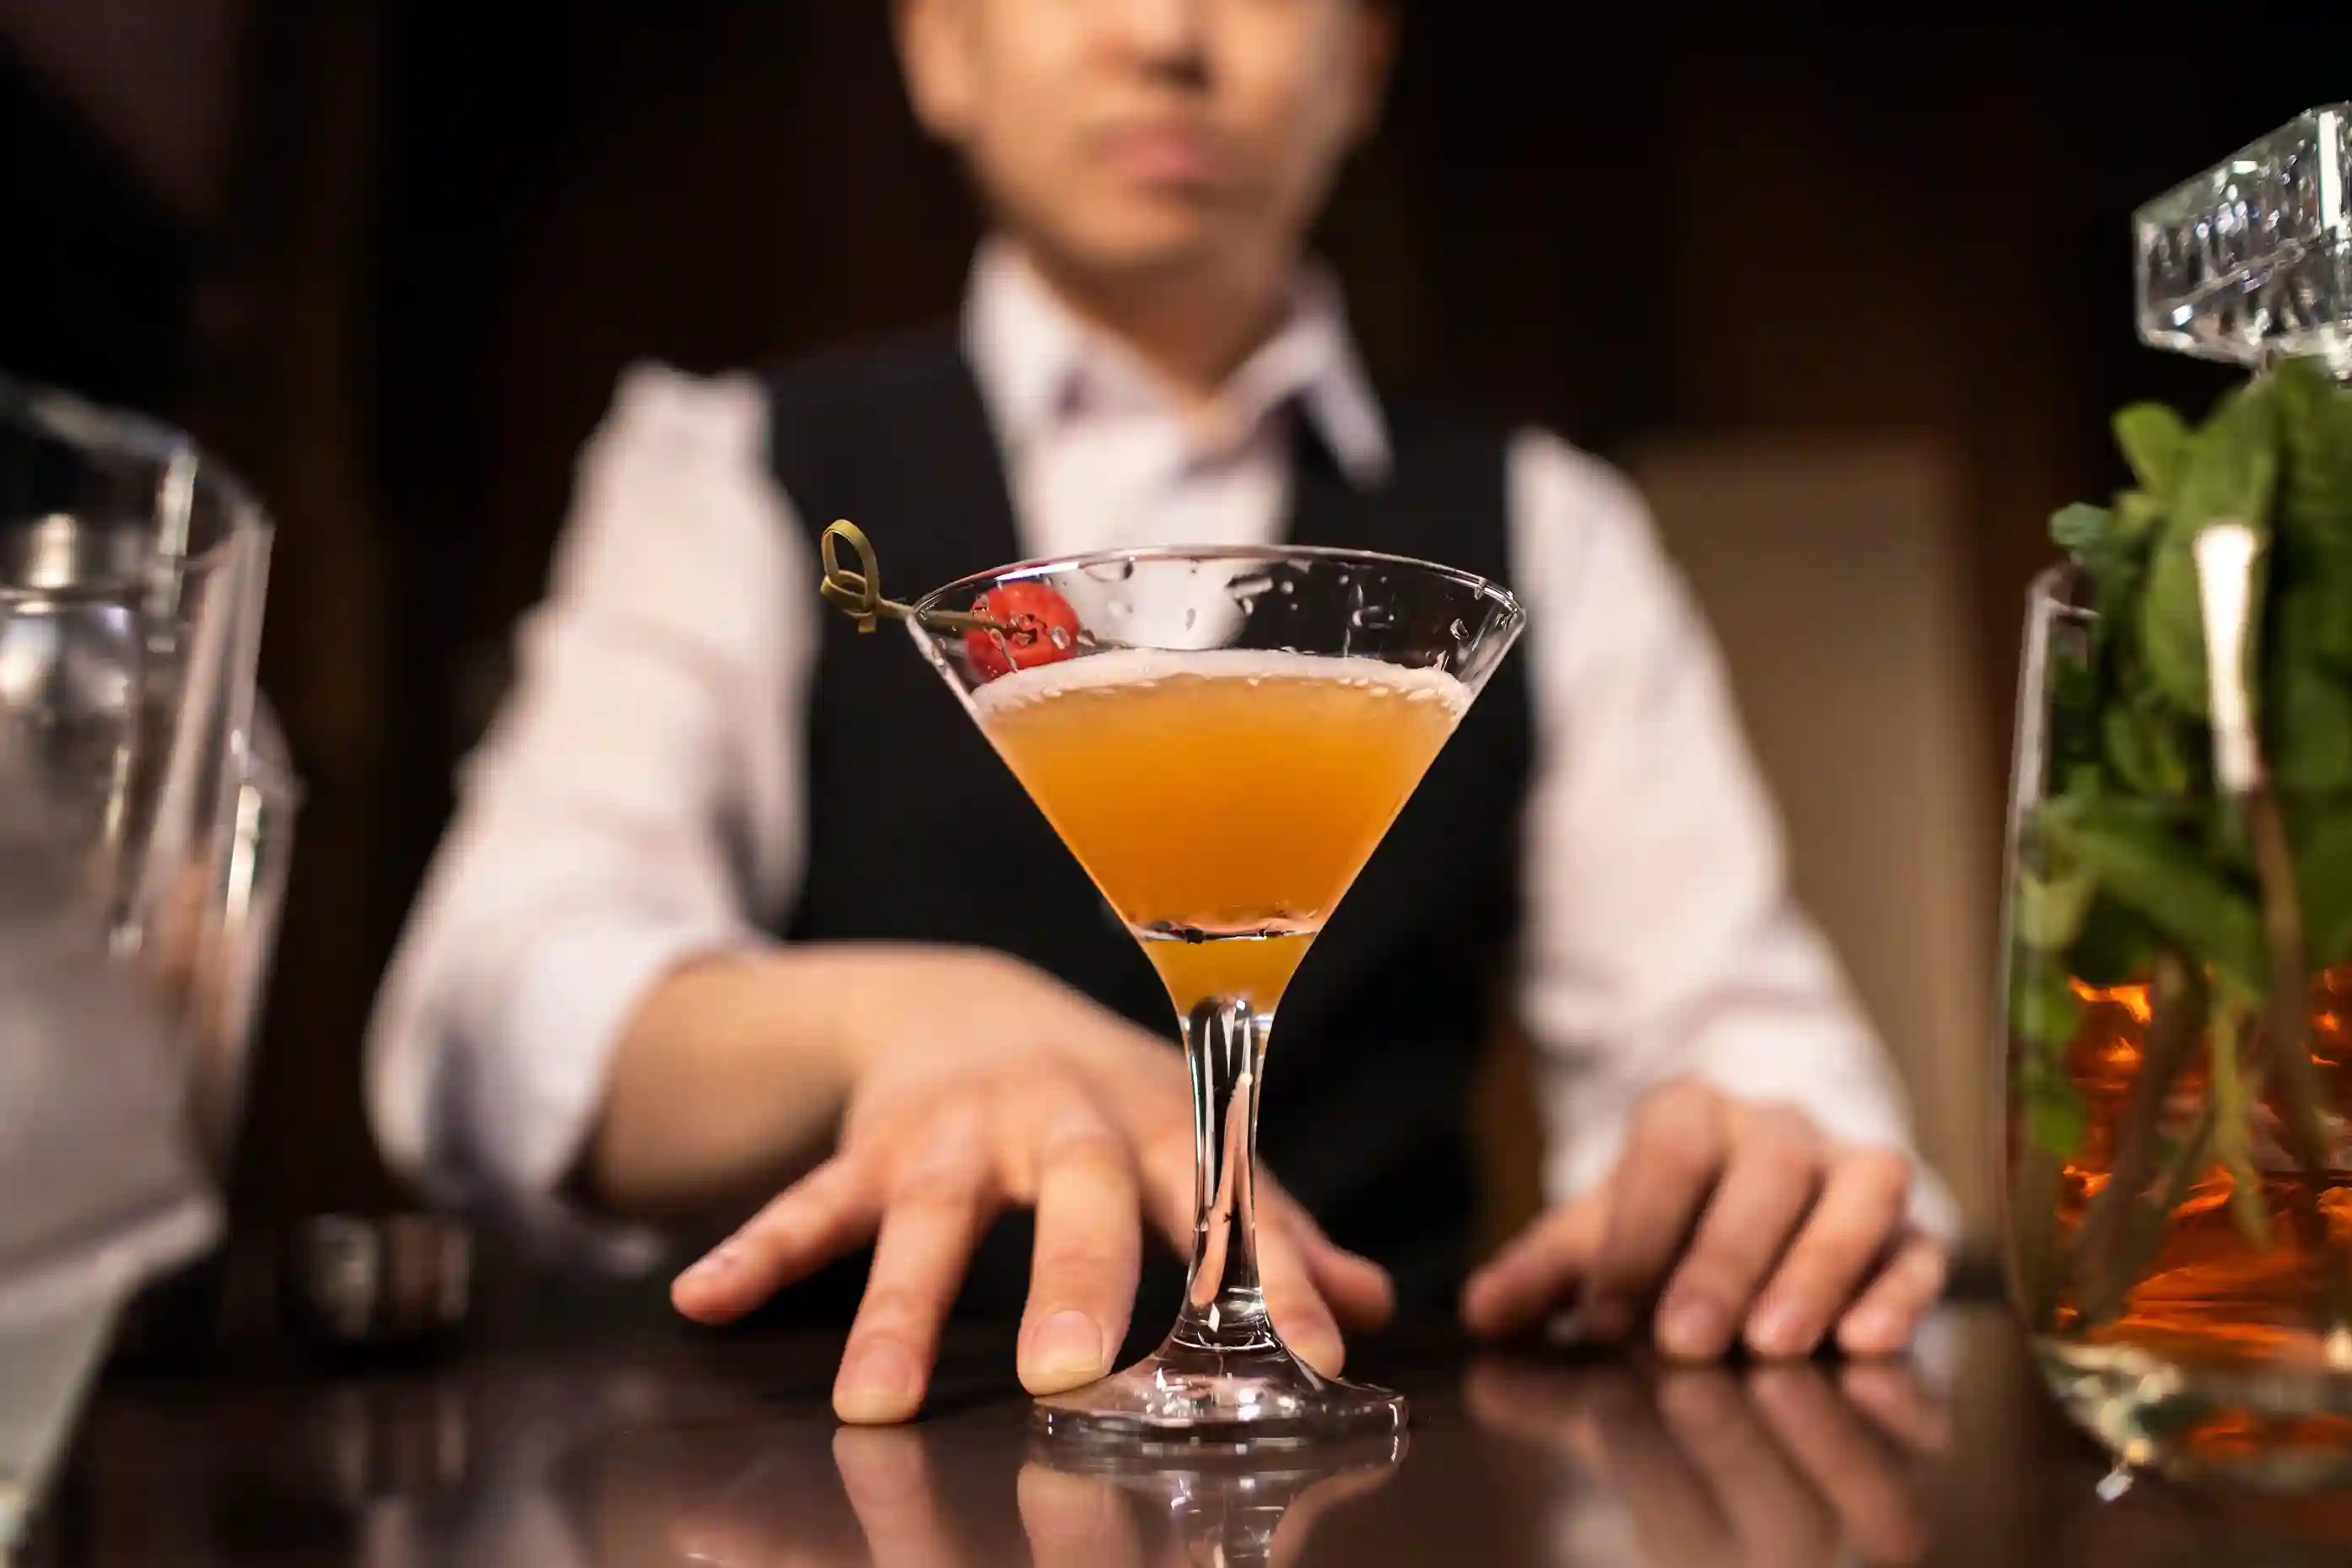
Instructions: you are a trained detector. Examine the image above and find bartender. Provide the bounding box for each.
[368,0,1954,1425]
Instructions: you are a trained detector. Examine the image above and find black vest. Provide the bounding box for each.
[766,334,1531,1317]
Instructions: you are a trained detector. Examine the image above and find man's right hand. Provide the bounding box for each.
[662,947,1394,1423]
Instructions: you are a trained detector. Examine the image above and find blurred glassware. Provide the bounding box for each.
[0,375,288,1554]
[0,753,220,1328]
[0,736,218,1565]
[0,1306,119,1563]
[2007,105,2352,1488]
[189,696,300,1171]
[0,374,272,979]
[1999,564,2352,1488]
[0,374,286,1167]
[90,701,306,1367]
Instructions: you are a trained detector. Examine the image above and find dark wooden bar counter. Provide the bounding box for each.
[27,1299,2352,1566]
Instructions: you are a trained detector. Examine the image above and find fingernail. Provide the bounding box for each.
[1657,1296,1726,1360]
[1023,1310,1106,1390]
[834,1341,920,1423]
[1748,1298,1815,1359]
[674,1244,739,1298]
[1840,1306,1899,1354]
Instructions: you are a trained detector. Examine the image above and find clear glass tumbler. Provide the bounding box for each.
[2002,566,2352,1486]
[0,376,274,1028]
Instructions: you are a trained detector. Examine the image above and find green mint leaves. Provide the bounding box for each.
[2013,361,2352,1158]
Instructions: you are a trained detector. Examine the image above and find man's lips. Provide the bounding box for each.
[1098,122,1222,188]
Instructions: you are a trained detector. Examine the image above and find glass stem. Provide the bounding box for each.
[1172,995,1279,1353]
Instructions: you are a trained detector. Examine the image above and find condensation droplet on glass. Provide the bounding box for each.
[1276,578,1296,596]
[1082,558,1136,584]
[1046,625,1071,649]
[1449,617,1470,640]
[1183,606,1198,631]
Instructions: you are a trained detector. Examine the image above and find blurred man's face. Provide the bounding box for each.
[898,0,1391,283]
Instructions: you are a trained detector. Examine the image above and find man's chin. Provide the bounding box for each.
[1044,209,1244,288]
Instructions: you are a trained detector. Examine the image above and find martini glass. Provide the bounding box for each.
[900,543,1524,1447]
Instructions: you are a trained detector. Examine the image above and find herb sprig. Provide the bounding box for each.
[2010,358,2352,1328]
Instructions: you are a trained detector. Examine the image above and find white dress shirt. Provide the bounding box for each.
[366,241,1953,1247]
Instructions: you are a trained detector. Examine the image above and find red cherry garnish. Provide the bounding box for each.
[964,581,1082,681]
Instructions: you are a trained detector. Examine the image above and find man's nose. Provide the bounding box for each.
[1097,0,1210,86]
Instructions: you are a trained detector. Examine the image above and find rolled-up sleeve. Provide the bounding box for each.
[1505,429,1956,1239]
[365,364,815,1215]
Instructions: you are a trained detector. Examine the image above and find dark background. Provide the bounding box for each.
[1,0,2340,1223]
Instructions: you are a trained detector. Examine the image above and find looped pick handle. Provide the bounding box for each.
[817,520,1007,636]
[818,520,895,633]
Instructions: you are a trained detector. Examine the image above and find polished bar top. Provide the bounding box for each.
[30,1300,2352,1566]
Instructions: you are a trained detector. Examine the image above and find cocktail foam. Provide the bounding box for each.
[970,647,1471,718]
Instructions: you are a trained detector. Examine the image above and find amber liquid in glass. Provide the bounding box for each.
[2032,966,2352,1458]
[974,649,1465,1010]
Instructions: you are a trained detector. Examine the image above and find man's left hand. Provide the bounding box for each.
[1459,1078,1947,1360]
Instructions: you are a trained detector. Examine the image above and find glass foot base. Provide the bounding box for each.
[2037,1335,2352,1489]
[1032,1336,1407,1452]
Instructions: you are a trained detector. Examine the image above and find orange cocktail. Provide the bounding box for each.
[881,532,1524,1445]
[974,648,1465,1010]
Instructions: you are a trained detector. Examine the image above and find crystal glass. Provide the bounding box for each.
[0,381,280,1552]
[2001,566,2352,1486]
[2001,100,2352,1488]
[0,377,272,967]
[905,545,1524,1446]
[187,697,302,1170]
[2135,102,2352,375]
[0,749,218,1563]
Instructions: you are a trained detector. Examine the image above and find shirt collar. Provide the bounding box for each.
[960,237,1393,490]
